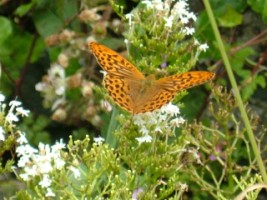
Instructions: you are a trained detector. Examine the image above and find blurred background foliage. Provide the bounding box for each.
[0,0,267,199]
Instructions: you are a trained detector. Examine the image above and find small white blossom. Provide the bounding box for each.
[17,132,28,144]
[0,93,5,102]
[69,166,81,179]
[170,117,185,127]
[6,112,19,123]
[0,126,5,141]
[125,13,133,26]
[183,27,195,35]
[9,100,21,107]
[94,136,105,145]
[199,43,209,52]
[164,16,174,28]
[16,107,30,117]
[46,188,55,197]
[136,134,152,144]
[51,139,66,152]
[133,103,185,142]
[39,174,52,188]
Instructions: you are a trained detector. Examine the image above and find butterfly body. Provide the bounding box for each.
[89,42,215,114]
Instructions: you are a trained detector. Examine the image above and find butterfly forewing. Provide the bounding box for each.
[89,42,145,80]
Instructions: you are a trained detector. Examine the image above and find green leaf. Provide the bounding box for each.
[248,0,267,22]
[14,2,35,17]
[230,46,255,78]
[0,17,12,45]
[210,0,248,12]
[256,75,266,88]
[33,9,64,37]
[218,6,243,27]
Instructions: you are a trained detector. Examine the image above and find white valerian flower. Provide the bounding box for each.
[16,132,67,183]
[69,166,81,179]
[199,43,209,52]
[136,134,152,144]
[16,107,30,117]
[0,126,5,141]
[46,188,56,197]
[17,132,28,144]
[133,103,185,143]
[39,174,52,188]
[0,93,5,102]
[183,27,195,35]
[164,16,174,28]
[125,13,133,27]
[94,136,105,145]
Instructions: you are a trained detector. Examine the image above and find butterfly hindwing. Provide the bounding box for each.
[157,71,215,92]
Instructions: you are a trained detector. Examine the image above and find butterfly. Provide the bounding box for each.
[89,42,215,114]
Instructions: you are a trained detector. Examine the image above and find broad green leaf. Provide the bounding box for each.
[34,9,64,37]
[210,0,248,12]
[14,2,35,17]
[248,0,267,22]
[230,46,255,78]
[218,6,243,27]
[0,17,12,45]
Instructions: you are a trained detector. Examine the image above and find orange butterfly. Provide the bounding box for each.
[89,42,215,114]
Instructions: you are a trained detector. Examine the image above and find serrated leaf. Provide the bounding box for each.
[218,6,243,27]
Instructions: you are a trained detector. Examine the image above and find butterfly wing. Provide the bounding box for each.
[156,71,215,92]
[89,42,145,80]
[134,89,177,114]
[104,74,135,113]
[133,71,215,113]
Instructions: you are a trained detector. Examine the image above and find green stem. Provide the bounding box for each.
[202,0,267,182]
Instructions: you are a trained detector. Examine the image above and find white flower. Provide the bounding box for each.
[161,103,180,116]
[16,144,38,157]
[183,27,195,35]
[6,112,19,123]
[170,117,185,127]
[16,107,30,117]
[35,82,46,92]
[94,136,105,145]
[0,126,5,141]
[0,93,5,102]
[164,16,174,28]
[20,173,30,181]
[69,166,81,179]
[199,43,209,52]
[125,13,133,26]
[17,132,28,144]
[136,134,152,144]
[9,100,21,107]
[39,174,52,188]
[141,0,152,8]
[51,139,66,152]
[46,188,55,197]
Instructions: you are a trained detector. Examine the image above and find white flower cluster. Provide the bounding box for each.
[133,103,185,144]
[35,64,66,110]
[125,0,209,52]
[0,93,30,141]
[15,132,70,197]
[126,0,196,35]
